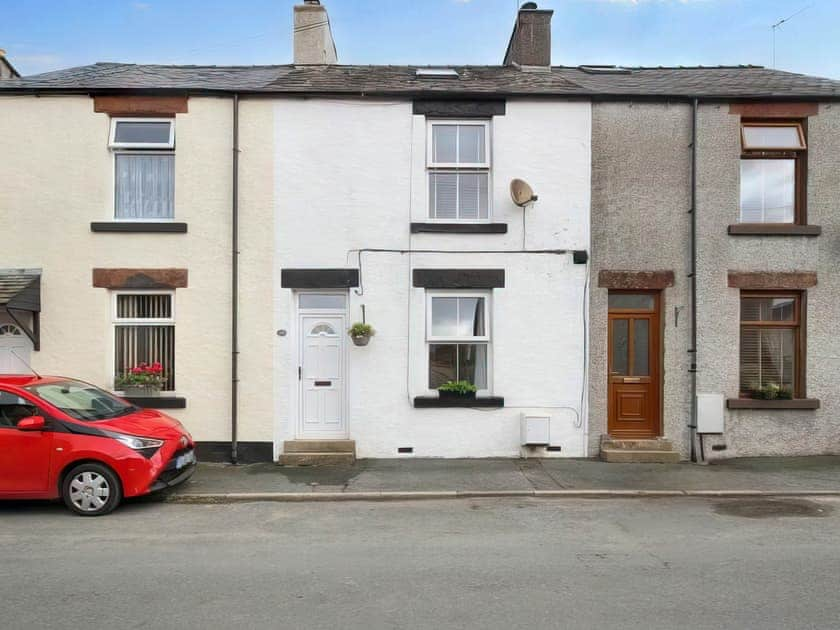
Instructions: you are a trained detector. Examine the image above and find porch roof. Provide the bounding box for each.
[0,269,41,312]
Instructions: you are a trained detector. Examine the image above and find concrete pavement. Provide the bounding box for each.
[3,496,839,629]
[168,456,840,502]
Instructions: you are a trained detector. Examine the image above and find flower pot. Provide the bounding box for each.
[438,389,476,401]
[123,386,161,398]
[351,334,371,347]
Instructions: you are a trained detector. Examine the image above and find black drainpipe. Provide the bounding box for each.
[231,93,240,465]
[688,97,698,463]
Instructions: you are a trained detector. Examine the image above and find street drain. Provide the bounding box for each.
[714,498,832,519]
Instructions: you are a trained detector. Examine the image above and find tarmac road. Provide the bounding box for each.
[2,496,839,629]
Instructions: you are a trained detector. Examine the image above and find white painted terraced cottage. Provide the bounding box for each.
[272,95,591,460]
[272,5,591,460]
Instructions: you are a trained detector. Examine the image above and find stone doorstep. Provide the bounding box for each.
[283,440,356,454]
[600,438,674,451]
[600,448,682,464]
[279,452,356,467]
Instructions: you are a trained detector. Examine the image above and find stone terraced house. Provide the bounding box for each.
[1,1,839,464]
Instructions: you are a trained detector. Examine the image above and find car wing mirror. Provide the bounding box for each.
[17,415,46,431]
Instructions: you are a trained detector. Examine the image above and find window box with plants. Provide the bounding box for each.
[437,380,477,401]
[746,384,793,401]
[115,362,166,397]
[348,322,375,347]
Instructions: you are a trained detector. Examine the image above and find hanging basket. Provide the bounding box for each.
[351,334,371,347]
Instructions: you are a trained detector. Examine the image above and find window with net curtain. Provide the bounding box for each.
[110,119,175,220]
[427,121,490,221]
[427,294,489,390]
[739,122,806,224]
[739,293,800,398]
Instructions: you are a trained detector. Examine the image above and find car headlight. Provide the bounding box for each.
[103,430,163,456]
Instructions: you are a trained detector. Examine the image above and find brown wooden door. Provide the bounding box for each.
[608,292,661,438]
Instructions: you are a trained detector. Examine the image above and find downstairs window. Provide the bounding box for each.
[426,292,490,391]
[113,292,176,391]
[739,292,802,399]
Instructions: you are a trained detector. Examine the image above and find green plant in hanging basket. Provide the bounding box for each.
[348,322,375,346]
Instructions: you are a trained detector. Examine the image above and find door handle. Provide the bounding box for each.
[314,381,332,387]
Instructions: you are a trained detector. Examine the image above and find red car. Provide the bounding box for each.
[0,375,195,516]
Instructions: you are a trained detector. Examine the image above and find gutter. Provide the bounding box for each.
[0,87,837,102]
[231,93,240,465]
[688,97,698,462]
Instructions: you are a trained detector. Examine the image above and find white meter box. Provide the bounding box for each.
[521,414,551,446]
[696,393,724,434]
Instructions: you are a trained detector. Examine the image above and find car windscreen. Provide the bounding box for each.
[24,380,138,421]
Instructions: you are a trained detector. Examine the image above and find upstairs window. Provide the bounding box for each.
[739,122,806,224]
[427,293,490,391]
[109,118,175,220]
[109,119,175,149]
[113,292,176,391]
[427,121,490,221]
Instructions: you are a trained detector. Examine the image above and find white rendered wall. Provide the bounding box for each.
[273,98,591,458]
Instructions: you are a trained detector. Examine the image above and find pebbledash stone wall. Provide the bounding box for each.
[589,101,693,458]
[591,100,840,459]
[696,102,840,458]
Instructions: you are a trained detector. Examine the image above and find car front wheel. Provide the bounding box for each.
[62,463,123,516]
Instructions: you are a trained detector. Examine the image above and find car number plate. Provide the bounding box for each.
[176,450,195,469]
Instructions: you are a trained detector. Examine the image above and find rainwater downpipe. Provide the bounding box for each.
[231,92,240,465]
[688,97,698,463]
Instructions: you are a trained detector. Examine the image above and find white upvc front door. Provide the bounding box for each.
[298,314,346,438]
[0,321,33,374]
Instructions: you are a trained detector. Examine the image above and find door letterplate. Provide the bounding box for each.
[623,377,641,383]
[314,380,332,387]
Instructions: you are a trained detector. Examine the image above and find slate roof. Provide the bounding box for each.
[1,62,839,99]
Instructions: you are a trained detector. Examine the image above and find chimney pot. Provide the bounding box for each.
[503,3,553,68]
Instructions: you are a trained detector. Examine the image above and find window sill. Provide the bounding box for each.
[413,396,505,408]
[91,222,188,234]
[726,398,820,410]
[411,222,508,234]
[124,396,187,409]
[728,224,821,236]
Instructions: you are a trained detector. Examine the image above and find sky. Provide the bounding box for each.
[1,0,838,79]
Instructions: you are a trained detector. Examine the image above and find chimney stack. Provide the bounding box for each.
[0,49,21,79]
[503,2,553,69]
[293,0,338,65]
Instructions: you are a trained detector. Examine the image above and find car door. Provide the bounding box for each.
[0,389,53,495]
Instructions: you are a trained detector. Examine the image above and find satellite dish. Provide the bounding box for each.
[510,179,538,207]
